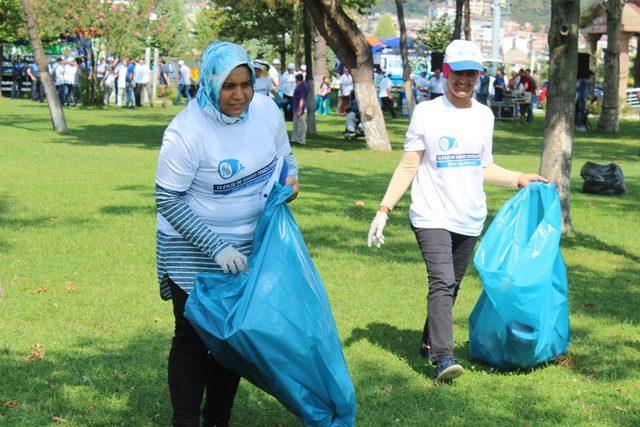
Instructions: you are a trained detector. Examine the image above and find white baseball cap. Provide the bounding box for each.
[444,40,483,71]
[178,59,184,66]
[287,63,295,70]
[253,62,263,70]
[272,58,280,65]
[300,64,307,71]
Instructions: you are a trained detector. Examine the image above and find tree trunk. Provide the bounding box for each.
[596,0,621,132]
[396,0,414,117]
[453,0,464,40]
[0,44,3,99]
[540,0,580,236]
[305,0,391,151]
[463,0,471,40]
[303,1,316,135]
[633,35,640,88]
[20,0,68,133]
[294,1,303,69]
[313,30,329,86]
[280,32,287,69]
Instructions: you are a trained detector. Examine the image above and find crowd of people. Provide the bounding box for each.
[6,54,196,110]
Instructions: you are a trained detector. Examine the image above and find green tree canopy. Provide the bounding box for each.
[195,0,294,53]
[374,14,396,39]
[417,14,454,53]
[0,0,25,42]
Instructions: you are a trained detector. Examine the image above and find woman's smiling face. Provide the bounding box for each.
[219,65,253,117]
[447,69,479,101]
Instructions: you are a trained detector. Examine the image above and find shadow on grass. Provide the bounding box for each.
[569,325,640,383]
[0,193,91,231]
[0,333,296,426]
[63,124,166,150]
[492,118,640,161]
[100,205,156,216]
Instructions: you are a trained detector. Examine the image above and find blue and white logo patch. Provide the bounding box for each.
[438,136,457,152]
[218,159,244,180]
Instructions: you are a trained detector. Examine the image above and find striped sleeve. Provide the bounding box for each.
[285,152,299,181]
[155,184,230,259]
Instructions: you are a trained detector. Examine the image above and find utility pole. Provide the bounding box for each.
[491,0,501,61]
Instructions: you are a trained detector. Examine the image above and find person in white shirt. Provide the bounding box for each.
[173,59,192,105]
[253,62,278,98]
[62,57,78,106]
[338,68,353,115]
[102,63,115,106]
[280,63,296,121]
[133,57,145,107]
[427,68,446,99]
[115,58,128,107]
[133,57,153,107]
[378,72,396,119]
[96,57,107,83]
[414,69,430,103]
[51,57,66,105]
[155,41,299,425]
[268,58,281,91]
[367,40,547,382]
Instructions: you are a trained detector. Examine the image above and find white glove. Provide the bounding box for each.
[214,245,248,275]
[367,211,388,248]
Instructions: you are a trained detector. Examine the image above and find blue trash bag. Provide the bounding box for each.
[184,183,356,426]
[469,182,570,369]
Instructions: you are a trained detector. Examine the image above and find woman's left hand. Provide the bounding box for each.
[517,173,550,188]
[285,176,299,202]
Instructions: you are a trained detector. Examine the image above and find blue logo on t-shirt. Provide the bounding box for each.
[218,159,244,180]
[438,136,457,152]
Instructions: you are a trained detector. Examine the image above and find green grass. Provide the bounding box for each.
[0,99,639,426]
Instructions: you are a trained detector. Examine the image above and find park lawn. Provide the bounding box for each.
[0,98,638,426]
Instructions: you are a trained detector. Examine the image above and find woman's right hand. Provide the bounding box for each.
[285,176,299,203]
[367,210,388,248]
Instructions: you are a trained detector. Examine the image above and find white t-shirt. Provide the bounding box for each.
[53,63,65,85]
[378,77,392,98]
[281,71,296,96]
[156,94,292,243]
[427,76,446,94]
[116,63,127,87]
[140,64,151,84]
[414,75,429,91]
[339,74,353,97]
[133,63,143,84]
[268,66,280,87]
[405,95,494,236]
[63,64,77,85]
[179,65,191,85]
[254,75,274,96]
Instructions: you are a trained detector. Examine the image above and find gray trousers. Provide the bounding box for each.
[412,226,477,362]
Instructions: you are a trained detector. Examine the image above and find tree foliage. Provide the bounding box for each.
[194,0,295,59]
[28,0,189,57]
[417,14,454,52]
[0,0,25,42]
[374,14,396,39]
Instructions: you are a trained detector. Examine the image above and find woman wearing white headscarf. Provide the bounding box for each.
[155,41,299,426]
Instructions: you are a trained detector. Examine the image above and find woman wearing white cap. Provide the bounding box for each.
[367,40,547,382]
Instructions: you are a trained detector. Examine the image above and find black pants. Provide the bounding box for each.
[381,96,396,118]
[31,79,43,101]
[134,83,143,107]
[412,227,477,363]
[168,280,240,427]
